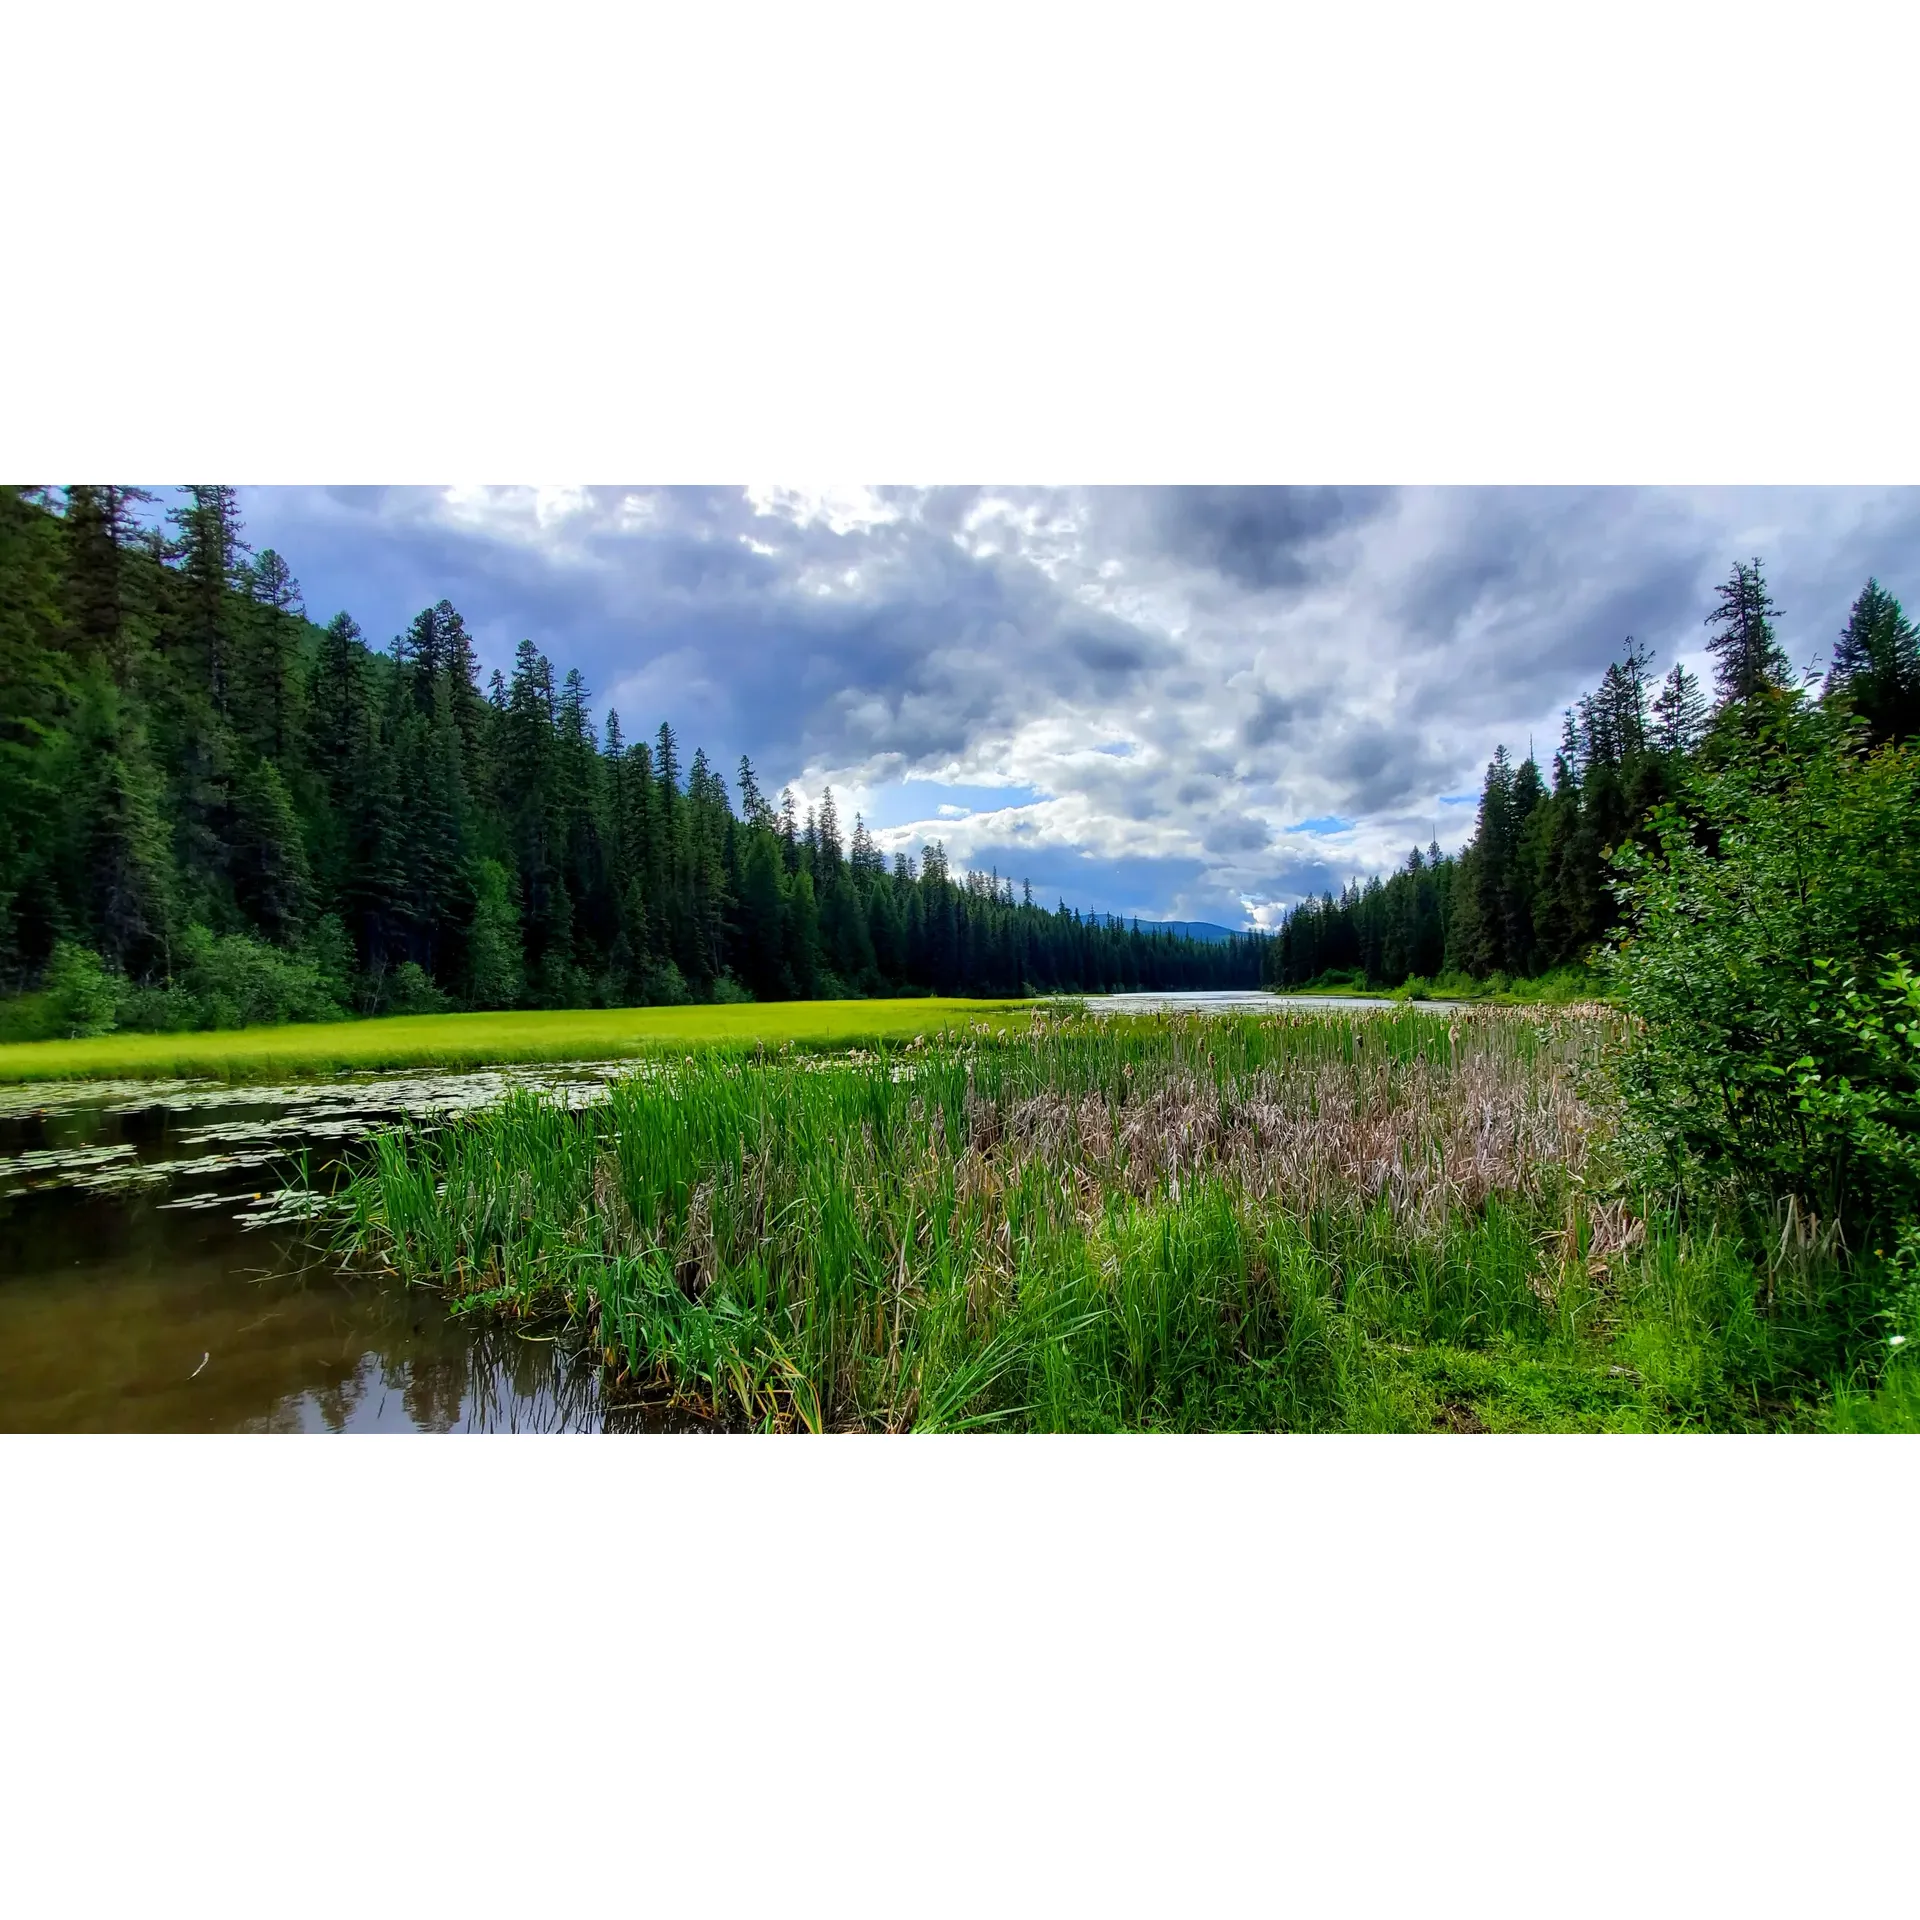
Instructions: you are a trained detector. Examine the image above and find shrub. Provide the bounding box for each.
[300,914,356,1009]
[1602,702,1920,1230]
[0,991,62,1043]
[1790,958,1920,1224]
[636,958,691,1006]
[116,983,200,1033]
[175,924,348,1030]
[386,960,451,1017]
[43,941,118,1037]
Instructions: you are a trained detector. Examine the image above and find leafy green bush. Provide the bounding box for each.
[300,914,356,1009]
[1790,958,1920,1223]
[0,992,61,1043]
[116,983,201,1033]
[709,973,754,1004]
[175,924,348,1030]
[385,960,451,1017]
[43,941,118,1037]
[1602,703,1920,1230]
[636,957,691,1007]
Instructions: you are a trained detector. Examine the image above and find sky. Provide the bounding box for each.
[224,485,1920,930]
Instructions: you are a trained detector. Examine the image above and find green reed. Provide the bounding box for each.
[325,1007,1884,1430]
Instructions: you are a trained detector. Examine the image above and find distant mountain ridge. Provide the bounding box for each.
[1094,916,1247,945]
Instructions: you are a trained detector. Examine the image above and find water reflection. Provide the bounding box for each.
[0,1061,670,1434]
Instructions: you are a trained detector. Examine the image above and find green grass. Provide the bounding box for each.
[321,1005,1901,1431]
[1275,966,1607,1007]
[0,997,1035,1085]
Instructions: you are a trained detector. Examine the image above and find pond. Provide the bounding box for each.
[0,1065,656,1433]
[1,992,1463,1432]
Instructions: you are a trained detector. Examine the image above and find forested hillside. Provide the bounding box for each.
[0,487,1262,1031]
[9,487,1913,1036]
[1266,558,1920,990]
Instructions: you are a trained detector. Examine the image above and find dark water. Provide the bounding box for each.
[0,1066,651,1433]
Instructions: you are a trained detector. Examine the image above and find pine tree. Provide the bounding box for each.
[504,640,564,975]
[816,785,843,873]
[1826,577,1920,745]
[1651,663,1709,755]
[75,668,175,976]
[737,755,770,830]
[465,857,524,1007]
[230,756,313,945]
[63,485,156,683]
[739,828,790,998]
[242,546,306,764]
[783,864,820,997]
[1704,558,1792,707]
[168,485,250,712]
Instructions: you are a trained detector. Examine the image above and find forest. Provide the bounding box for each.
[0,486,1263,1034]
[1265,557,1920,992]
[6,485,1916,1047]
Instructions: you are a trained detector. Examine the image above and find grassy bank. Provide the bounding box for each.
[0,997,1034,1085]
[1274,966,1607,1008]
[327,1006,1903,1431]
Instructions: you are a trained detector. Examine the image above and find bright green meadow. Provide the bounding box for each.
[0,997,1034,1085]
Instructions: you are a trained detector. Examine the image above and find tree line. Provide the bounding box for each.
[0,486,1264,1030]
[1265,557,1920,991]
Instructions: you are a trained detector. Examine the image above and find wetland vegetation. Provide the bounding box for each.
[325,1006,1913,1432]
[5,491,1919,1433]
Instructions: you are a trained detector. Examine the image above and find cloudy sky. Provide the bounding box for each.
[231,485,1920,929]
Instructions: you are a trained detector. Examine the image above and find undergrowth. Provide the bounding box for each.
[325,1008,1909,1431]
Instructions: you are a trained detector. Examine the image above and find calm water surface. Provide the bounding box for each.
[1083,989,1463,1014]
[0,1064,646,1432]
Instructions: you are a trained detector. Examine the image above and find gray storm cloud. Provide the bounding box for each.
[234,483,1920,926]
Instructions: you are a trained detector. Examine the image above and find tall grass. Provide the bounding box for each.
[327,1007,1887,1431]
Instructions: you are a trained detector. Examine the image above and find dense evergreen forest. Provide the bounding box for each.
[0,486,1263,1031]
[1266,557,1920,991]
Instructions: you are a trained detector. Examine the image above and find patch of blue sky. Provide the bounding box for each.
[1284,815,1354,836]
[859,780,1045,830]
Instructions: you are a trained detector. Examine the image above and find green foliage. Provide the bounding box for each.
[1704,557,1793,706]
[1826,577,1920,746]
[1266,638,1677,992]
[0,993,60,1043]
[1602,700,1920,1227]
[173,923,348,1030]
[463,859,524,1009]
[385,960,451,1017]
[324,1010,1869,1431]
[44,939,119,1037]
[1790,959,1920,1221]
